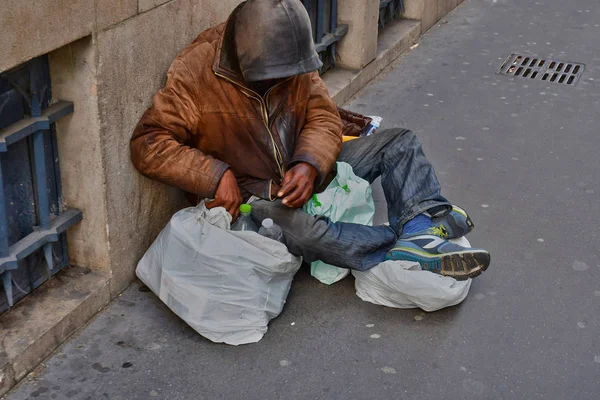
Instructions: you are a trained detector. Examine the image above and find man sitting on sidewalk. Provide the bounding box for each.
[130,0,490,280]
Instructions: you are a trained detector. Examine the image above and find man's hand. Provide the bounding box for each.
[278,162,318,208]
[206,169,243,220]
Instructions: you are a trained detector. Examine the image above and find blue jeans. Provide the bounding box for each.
[251,128,450,271]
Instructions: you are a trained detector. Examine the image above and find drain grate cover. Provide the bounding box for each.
[496,53,585,85]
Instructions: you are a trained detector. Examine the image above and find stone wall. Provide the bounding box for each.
[48,37,110,274]
[94,0,226,296]
[3,0,244,293]
[336,0,380,70]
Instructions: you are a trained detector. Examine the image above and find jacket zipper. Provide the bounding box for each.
[214,72,286,181]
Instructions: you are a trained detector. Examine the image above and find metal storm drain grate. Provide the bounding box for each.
[496,53,585,85]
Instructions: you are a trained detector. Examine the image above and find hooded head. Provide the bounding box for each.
[234,0,323,82]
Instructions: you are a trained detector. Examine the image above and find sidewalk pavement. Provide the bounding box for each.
[6,0,600,399]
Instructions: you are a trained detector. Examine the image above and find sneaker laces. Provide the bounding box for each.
[427,225,449,238]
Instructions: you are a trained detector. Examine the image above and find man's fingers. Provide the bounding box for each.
[286,181,314,208]
[278,182,296,198]
[287,187,312,208]
[230,197,243,221]
[282,186,303,205]
[207,198,238,215]
[206,198,224,209]
[278,173,299,198]
[282,182,307,206]
[228,204,238,220]
[299,187,313,206]
[235,199,242,219]
[280,170,293,186]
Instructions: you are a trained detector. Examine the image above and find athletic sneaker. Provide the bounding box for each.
[429,205,474,239]
[386,231,490,280]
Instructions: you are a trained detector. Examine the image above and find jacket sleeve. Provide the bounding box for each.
[130,59,229,198]
[290,71,343,185]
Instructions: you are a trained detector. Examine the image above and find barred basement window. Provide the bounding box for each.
[379,0,404,29]
[302,0,349,73]
[0,56,82,312]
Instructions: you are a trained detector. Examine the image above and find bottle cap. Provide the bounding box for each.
[262,218,274,229]
[239,204,252,213]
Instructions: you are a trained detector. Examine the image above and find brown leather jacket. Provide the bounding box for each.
[131,11,369,201]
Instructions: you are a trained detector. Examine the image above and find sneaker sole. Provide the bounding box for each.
[386,248,490,280]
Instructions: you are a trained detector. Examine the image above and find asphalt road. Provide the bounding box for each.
[7,0,600,399]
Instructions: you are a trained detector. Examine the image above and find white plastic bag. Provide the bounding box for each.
[136,202,302,345]
[353,237,473,312]
[304,162,376,284]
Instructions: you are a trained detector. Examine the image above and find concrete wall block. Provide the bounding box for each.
[139,0,173,13]
[96,0,240,289]
[191,0,243,28]
[437,0,446,22]
[96,0,193,285]
[438,0,458,21]
[402,0,424,20]
[0,0,94,72]
[95,0,139,31]
[420,0,438,32]
[48,37,111,273]
[336,0,379,70]
[407,0,463,33]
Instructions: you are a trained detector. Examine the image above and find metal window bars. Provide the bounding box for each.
[379,0,404,29]
[302,0,348,73]
[0,57,82,310]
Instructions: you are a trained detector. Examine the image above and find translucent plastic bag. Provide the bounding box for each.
[136,202,302,345]
[353,238,473,312]
[304,162,376,284]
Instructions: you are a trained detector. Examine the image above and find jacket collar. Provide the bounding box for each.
[212,3,247,86]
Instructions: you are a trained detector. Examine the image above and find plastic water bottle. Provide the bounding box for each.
[258,218,285,244]
[231,204,258,232]
[360,116,383,137]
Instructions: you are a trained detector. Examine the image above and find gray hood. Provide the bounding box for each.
[234,0,323,82]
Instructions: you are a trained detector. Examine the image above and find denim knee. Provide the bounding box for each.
[375,128,417,149]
